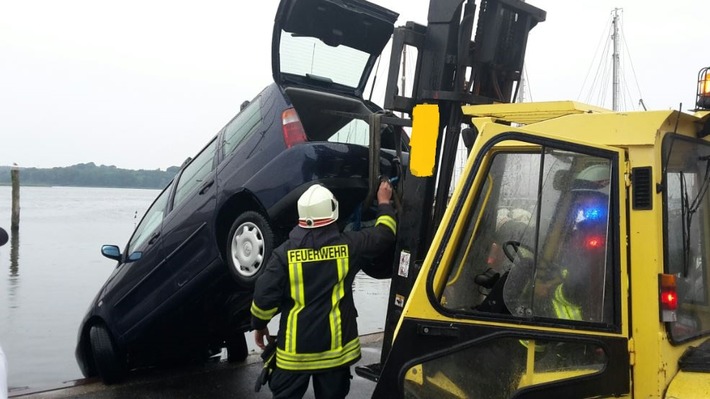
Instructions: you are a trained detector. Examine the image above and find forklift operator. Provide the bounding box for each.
[474,209,531,290]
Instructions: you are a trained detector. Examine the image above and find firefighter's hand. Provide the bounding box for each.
[254,327,275,350]
[377,180,393,204]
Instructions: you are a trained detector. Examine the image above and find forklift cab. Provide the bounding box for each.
[374,108,630,398]
[373,98,710,398]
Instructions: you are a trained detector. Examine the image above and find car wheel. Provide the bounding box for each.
[226,332,248,363]
[226,211,274,287]
[89,324,127,385]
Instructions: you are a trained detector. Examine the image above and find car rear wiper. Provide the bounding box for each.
[305,73,333,84]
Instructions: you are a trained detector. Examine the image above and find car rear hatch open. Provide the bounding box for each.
[272,0,399,99]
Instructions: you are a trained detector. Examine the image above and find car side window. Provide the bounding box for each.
[328,119,408,151]
[222,98,262,157]
[328,119,370,146]
[127,181,173,255]
[173,139,217,209]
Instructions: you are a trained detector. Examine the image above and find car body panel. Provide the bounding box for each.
[240,142,402,222]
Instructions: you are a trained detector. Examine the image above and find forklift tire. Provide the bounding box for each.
[89,324,127,385]
[227,332,249,363]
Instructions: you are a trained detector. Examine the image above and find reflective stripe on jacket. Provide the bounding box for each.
[552,284,582,321]
[251,203,397,371]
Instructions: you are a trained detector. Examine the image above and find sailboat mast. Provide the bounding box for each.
[401,46,407,99]
[401,46,407,117]
[612,8,621,111]
[518,0,527,104]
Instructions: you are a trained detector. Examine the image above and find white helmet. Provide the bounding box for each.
[297,184,339,228]
[572,164,611,191]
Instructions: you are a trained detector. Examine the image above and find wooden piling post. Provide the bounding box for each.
[11,163,20,231]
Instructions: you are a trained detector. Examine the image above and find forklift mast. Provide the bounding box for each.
[376,0,546,366]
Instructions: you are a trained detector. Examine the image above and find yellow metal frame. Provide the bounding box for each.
[398,116,630,336]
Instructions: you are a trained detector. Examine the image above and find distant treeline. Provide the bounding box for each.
[0,163,181,189]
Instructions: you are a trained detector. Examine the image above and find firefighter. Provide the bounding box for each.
[250,181,397,399]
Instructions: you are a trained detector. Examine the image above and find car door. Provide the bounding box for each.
[373,127,631,398]
[109,182,172,335]
[159,137,219,296]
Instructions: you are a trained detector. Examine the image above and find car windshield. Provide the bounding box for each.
[279,34,370,88]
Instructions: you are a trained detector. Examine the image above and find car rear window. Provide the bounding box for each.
[280,34,369,89]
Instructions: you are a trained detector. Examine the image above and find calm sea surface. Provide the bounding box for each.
[0,186,391,391]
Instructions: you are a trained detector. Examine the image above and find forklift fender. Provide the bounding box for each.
[665,370,710,398]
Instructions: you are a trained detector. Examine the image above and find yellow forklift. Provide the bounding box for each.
[369,66,710,396]
[349,0,710,396]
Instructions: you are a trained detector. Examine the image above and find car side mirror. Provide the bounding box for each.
[0,227,8,247]
[101,245,122,261]
[127,251,143,262]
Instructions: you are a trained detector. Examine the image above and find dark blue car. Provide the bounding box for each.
[76,0,406,384]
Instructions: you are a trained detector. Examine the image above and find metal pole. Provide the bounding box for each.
[401,45,407,99]
[612,8,621,111]
[400,46,407,118]
[11,164,19,231]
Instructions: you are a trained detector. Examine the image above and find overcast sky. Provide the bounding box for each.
[1,0,707,171]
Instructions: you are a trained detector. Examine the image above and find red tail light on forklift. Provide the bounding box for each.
[659,273,678,322]
[282,108,307,148]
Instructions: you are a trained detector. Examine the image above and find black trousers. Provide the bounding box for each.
[269,367,352,399]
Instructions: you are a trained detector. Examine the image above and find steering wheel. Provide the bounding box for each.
[502,240,535,263]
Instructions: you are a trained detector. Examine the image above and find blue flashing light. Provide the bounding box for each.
[575,204,607,223]
[583,206,605,221]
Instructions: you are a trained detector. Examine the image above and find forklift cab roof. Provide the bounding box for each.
[273,0,398,98]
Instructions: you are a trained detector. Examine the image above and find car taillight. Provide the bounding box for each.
[659,273,678,322]
[282,108,307,148]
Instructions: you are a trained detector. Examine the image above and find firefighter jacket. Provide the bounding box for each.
[251,203,397,371]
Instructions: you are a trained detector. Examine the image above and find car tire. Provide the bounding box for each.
[89,324,127,385]
[226,332,248,363]
[226,211,274,287]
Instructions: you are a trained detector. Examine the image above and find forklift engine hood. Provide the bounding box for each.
[666,339,710,398]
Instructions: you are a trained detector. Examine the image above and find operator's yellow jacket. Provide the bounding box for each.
[251,203,396,371]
